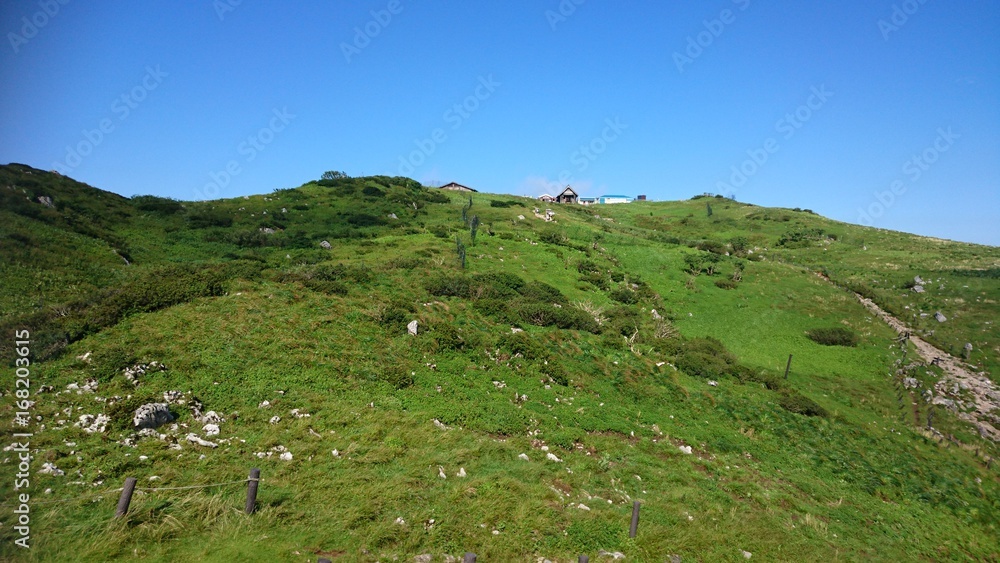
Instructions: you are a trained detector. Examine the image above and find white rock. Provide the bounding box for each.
[708,380,719,387]
[679,445,693,455]
[279,452,293,461]
[185,434,218,448]
[395,517,406,526]
[38,462,64,476]
[258,400,271,408]
[742,550,752,559]
[546,453,563,462]
[269,416,281,424]
[438,466,447,479]
[332,449,340,457]
[407,320,419,336]
[456,467,466,478]
[576,503,590,511]
[203,424,220,436]
[518,453,530,461]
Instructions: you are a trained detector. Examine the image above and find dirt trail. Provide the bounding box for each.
[817,273,1000,442]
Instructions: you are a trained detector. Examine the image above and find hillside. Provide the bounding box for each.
[1,164,999,562]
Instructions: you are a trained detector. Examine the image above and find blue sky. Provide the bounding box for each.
[2,1,998,245]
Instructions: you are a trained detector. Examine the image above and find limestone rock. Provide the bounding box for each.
[319,240,332,249]
[408,320,418,336]
[133,403,174,430]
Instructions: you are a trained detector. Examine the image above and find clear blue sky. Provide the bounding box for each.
[2,1,998,245]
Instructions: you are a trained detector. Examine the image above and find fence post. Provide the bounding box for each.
[115,477,138,518]
[463,553,477,563]
[783,354,793,380]
[579,556,590,563]
[629,500,641,538]
[246,468,261,514]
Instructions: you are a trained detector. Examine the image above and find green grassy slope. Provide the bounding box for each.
[1,165,998,561]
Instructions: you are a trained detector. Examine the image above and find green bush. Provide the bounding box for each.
[609,287,639,304]
[425,274,472,298]
[806,327,859,347]
[489,199,523,208]
[187,208,232,228]
[432,323,466,351]
[519,281,567,304]
[714,279,739,290]
[499,332,547,359]
[132,195,183,214]
[778,391,828,417]
[92,345,136,383]
[675,337,738,378]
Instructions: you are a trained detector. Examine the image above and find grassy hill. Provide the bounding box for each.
[1,164,998,561]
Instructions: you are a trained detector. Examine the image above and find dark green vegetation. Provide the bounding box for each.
[1,164,999,561]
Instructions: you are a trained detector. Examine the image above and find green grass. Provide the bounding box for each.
[1,165,998,561]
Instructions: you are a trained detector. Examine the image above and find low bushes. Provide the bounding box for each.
[778,390,828,417]
[806,327,859,347]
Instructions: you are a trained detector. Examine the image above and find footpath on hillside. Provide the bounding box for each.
[815,272,1000,443]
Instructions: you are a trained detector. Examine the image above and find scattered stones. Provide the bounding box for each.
[433,419,450,431]
[185,433,218,448]
[37,195,54,208]
[598,551,626,560]
[678,445,693,455]
[408,320,419,336]
[203,423,220,436]
[414,554,431,563]
[259,227,275,235]
[133,404,174,430]
[651,309,662,320]
[546,452,563,462]
[38,462,64,476]
[258,400,271,409]
[912,285,925,293]
[269,416,281,424]
[76,351,92,363]
[575,503,591,511]
[201,410,224,424]
[492,380,507,389]
[903,378,919,389]
[279,452,293,461]
[123,361,167,386]
[290,408,311,419]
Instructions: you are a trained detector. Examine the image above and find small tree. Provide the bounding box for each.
[706,202,713,217]
[470,215,480,246]
[321,171,348,181]
[455,236,466,269]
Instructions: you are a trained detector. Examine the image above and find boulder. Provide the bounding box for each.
[133,403,174,430]
[407,320,418,336]
[319,240,332,249]
[912,285,925,293]
[934,312,947,323]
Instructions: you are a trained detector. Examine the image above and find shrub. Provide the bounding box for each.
[519,281,568,304]
[489,199,522,208]
[187,208,232,228]
[806,327,859,347]
[714,279,739,290]
[132,195,183,214]
[499,331,547,359]
[432,323,466,351]
[609,287,639,304]
[778,391,828,417]
[92,345,136,383]
[539,230,567,245]
[302,279,349,296]
[346,213,384,227]
[425,274,471,297]
[695,240,727,254]
[362,186,385,197]
[675,337,738,378]
[542,361,570,386]
[577,260,602,275]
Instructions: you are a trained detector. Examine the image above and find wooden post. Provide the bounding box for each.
[783,354,793,380]
[579,556,590,563]
[246,468,261,514]
[463,553,477,563]
[115,477,138,518]
[629,500,641,538]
